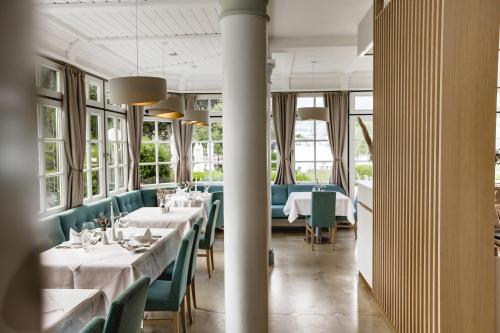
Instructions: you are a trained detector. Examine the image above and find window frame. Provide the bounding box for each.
[37,97,66,215]
[348,91,374,196]
[105,112,128,195]
[293,94,332,184]
[139,118,178,187]
[35,57,64,100]
[83,108,106,203]
[85,75,104,109]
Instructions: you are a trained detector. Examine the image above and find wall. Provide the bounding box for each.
[373,0,499,332]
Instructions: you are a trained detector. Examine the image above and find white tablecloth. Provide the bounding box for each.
[126,207,203,236]
[40,228,180,308]
[171,193,211,221]
[283,192,355,223]
[42,289,105,333]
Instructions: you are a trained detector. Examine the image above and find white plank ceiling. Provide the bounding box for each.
[34,0,373,92]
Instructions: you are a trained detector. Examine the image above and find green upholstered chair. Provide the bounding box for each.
[211,191,224,228]
[144,230,196,333]
[305,191,337,250]
[158,217,203,323]
[197,200,220,279]
[103,276,151,333]
[79,317,105,333]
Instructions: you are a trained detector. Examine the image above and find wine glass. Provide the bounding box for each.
[81,222,95,250]
[118,212,129,229]
[204,184,210,194]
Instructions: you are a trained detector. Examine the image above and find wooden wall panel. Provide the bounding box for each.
[373,0,499,332]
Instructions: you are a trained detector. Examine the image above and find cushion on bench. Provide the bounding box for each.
[116,190,145,213]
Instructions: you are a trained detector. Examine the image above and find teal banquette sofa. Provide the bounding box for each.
[38,184,345,250]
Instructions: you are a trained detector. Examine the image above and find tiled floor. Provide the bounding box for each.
[144,229,395,333]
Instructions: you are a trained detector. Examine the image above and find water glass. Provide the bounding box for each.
[119,212,129,229]
[81,222,94,250]
[128,226,137,239]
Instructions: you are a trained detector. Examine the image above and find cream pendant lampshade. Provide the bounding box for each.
[146,94,184,119]
[297,106,328,121]
[297,60,329,122]
[143,43,184,118]
[108,0,166,106]
[183,108,209,126]
[109,76,166,106]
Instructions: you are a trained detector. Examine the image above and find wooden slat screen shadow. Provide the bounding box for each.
[373,0,498,332]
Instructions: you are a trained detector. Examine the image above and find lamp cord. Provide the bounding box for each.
[135,0,139,76]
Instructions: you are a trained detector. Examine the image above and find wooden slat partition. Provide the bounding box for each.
[373,0,499,332]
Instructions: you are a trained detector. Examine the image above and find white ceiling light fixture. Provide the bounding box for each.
[108,0,166,106]
[297,61,328,122]
[145,43,184,119]
[182,65,209,126]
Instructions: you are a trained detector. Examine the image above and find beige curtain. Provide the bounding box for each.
[324,92,349,193]
[173,95,194,183]
[127,105,144,190]
[63,65,86,208]
[272,92,297,184]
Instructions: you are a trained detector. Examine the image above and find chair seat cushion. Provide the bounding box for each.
[271,205,287,219]
[157,261,175,281]
[198,232,210,250]
[145,280,178,312]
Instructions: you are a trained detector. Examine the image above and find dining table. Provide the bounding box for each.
[42,288,105,333]
[40,228,180,308]
[283,191,356,223]
[126,206,204,236]
[171,192,212,220]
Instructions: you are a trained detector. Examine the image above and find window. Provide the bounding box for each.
[349,91,373,195]
[140,120,177,185]
[85,76,103,108]
[271,124,278,181]
[37,99,65,213]
[83,109,105,201]
[191,96,223,182]
[36,58,63,99]
[294,95,332,183]
[106,114,128,194]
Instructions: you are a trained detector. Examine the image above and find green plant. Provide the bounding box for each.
[355,164,373,180]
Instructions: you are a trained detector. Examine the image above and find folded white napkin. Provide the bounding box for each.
[69,228,82,245]
[134,228,152,244]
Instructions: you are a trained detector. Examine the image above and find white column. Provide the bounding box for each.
[221,1,269,332]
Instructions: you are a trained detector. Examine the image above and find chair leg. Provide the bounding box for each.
[305,226,308,244]
[311,226,314,251]
[206,249,212,279]
[172,311,180,333]
[210,245,215,271]
[191,279,198,309]
[180,297,187,332]
[332,226,337,250]
[186,284,193,324]
[354,222,358,240]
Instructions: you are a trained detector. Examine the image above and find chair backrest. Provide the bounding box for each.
[103,276,151,333]
[204,200,220,247]
[79,317,105,333]
[170,230,196,308]
[211,192,224,227]
[188,218,204,282]
[310,191,336,228]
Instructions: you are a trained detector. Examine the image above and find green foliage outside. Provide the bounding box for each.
[355,164,373,180]
[140,137,173,184]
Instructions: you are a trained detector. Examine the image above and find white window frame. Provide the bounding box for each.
[140,118,178,187]
[294,94,331,184]
[104,81,126,113]
[83,108,105,203]
[85,75,104,108]
[106,113,128,195]
[35,57,64,100]
[37,97,66,215]
[348,91,373,196]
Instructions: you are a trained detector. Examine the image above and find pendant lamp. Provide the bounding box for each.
[182,65,209,126]
[145,43,184,118]
[108,0,166,106]
[297,61,328,121]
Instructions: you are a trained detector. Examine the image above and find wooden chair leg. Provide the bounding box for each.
[206,249,212,279]
[305,226,309,244]
[332,226,337,250]
[172,311,180,333]
[210,245,215,271]
[186,285,193,323]
[354,222,358,240]
[180,297,187,332]
[191,280,198,309]
[311,226,314,251]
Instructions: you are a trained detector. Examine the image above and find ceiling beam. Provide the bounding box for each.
[35,0,219,12]
[91,33,221,43]
[269,35,357,52]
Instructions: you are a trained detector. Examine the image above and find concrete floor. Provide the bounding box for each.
[144,229,395,333]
